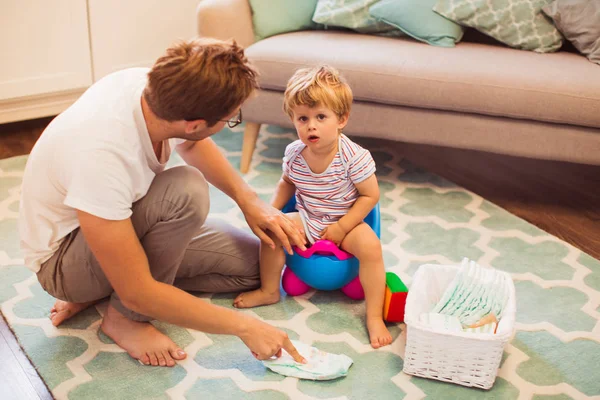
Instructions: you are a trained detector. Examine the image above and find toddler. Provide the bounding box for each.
[234,65,392,348]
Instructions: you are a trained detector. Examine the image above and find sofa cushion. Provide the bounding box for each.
[245,31,600,128]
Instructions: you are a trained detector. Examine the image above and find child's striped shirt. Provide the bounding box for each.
[283,134,376,243]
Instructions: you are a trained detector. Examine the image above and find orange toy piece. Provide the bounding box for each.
[383,272,408,322]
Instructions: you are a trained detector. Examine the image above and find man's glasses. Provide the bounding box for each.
[186,109,243,128]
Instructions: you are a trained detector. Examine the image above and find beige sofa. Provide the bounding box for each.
[197,0,600,173]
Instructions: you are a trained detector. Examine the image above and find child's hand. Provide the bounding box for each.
[320,223,347,246]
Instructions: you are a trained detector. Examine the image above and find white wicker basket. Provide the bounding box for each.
[403,264,516,390]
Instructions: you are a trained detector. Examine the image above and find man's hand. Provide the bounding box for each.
[240,195,306,254]
[239,318,306,363]
[320,222,347,247]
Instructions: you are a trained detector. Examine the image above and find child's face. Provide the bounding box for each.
[291,105,348,150]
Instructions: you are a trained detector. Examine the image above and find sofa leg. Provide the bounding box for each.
[241,122,261,173]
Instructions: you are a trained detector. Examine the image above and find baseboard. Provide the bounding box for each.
[0,89,86,124]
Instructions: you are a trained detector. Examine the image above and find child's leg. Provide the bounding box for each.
[233,232,285,308]
[341,223,392,348]
[233,213,305,308]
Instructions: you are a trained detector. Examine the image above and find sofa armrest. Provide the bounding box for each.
[196,0,255,48]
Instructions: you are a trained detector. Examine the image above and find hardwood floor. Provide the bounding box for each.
[400,143,600,260]
[0,117,599,399]
[0,116,54,159]
[0,314,52,400]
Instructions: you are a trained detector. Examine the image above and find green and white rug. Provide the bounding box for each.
[1,124,600,399]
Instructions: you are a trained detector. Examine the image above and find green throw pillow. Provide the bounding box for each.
[434,0,563,53]
[370,0,465,47]
[312,0,402,36]
[249,0,319,40]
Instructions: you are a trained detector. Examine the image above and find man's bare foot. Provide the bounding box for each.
[100,304,186,367]
[367,318,393,349]
[50,299,99,326]
[233,288,280,308]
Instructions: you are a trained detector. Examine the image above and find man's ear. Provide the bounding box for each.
[184,119,208,134]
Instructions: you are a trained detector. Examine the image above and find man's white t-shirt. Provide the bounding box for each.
[19,68,181,273]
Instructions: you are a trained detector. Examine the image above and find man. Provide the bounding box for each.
[18,38,307,367]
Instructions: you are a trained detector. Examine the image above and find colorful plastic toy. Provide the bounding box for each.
[281,196,381,300]
[383,272,408,322]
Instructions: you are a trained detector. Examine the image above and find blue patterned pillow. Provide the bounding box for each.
[434,0,563,53]
[312,0,402,36]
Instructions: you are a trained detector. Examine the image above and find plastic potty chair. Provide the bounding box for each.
[281,196,381,300]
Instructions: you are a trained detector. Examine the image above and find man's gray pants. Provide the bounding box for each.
[36,166,260,321]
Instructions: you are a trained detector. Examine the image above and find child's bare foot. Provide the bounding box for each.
[233,288,280,308]
[100,304,186,367]
[367,318,393,349]
[50,299,99,326]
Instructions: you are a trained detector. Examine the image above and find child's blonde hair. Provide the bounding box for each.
[283,65,353,120]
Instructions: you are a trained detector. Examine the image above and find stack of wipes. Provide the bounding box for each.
[420,258,512,334]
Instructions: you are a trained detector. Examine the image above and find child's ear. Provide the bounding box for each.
[337,113,349,130]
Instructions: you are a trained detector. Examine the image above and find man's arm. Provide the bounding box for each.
[176,138,252,207]
[76,209,304,361]
[176,139,306,251]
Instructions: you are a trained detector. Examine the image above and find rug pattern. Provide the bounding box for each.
[1,124,599,399]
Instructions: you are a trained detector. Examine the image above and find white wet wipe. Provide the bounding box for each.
[262,340,353,380]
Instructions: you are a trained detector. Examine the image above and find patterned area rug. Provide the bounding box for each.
[1,124,600,400]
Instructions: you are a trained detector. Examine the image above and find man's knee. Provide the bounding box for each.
[160,166,210,225]
[238,273,261,290]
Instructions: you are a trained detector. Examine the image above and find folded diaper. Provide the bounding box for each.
[420,312,463,332]
[424,258,512,334]
[262,340,353,380]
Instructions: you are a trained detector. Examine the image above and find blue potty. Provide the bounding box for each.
[281,196,381,299]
